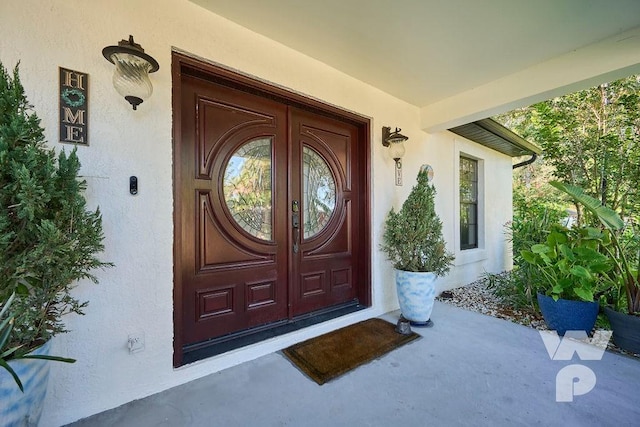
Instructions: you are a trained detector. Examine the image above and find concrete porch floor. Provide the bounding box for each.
[69,302,640,426]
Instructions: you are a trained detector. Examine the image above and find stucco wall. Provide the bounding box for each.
[0,1,512,424]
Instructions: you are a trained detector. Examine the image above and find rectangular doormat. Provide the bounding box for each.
[282,318,420,385]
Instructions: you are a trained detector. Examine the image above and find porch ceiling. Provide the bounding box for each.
[191,0,640,129]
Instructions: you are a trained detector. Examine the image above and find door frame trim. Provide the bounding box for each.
[172,51,371,367]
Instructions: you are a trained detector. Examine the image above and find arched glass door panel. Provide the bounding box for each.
[223,138,273,240]
[302,146,336,239]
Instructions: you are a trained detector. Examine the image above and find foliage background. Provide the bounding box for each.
[488,75,640,310]
[498,75,640,226]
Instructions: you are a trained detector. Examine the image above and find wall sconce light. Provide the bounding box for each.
[382,126,409,186]
[102,35,159,110]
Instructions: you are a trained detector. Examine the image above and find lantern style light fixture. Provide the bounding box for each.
[102,35,159,110]
[382,126,409,186]
[382,126,409,162]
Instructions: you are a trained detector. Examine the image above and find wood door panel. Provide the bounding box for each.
[291,108,358,316]
[180,75,288,343]
[300,271,326,297]
[303,201,351,257]
[298,268,352,292]
[197,192,274,271]
[196,286,233,319]
[300,125,352,191]
[197,98,275,179]
[246,279,278,308]
[188,253,283,340]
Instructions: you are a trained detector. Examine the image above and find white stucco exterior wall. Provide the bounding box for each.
[0,1,512,424]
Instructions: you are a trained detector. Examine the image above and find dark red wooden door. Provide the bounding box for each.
[289,108,359,316]
[177,75,359,348]
[178,75,289,344]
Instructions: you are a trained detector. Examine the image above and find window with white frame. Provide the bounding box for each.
[460,156,478,250]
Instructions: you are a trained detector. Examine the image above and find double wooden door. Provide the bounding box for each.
[175,69,365,356]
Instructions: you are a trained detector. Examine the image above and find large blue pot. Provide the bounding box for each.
[396,270,437,325]
[604,306,640,354]
[0,340,52,426]
[537,293,599,336]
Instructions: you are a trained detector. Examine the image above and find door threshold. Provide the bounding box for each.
[182,301,366,365]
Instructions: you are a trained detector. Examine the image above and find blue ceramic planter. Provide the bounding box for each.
[537,293,599,336]
[604,306,640,354]
[0,340,52,426]
[396,270,437,325]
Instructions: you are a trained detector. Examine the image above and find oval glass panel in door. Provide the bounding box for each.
[223,138,273,240]
[303,146,336,239]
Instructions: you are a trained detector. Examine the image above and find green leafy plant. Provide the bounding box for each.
[1,294,75,391]
[0,62,111,390]
[521,225,613,302]
[509,188,567,264]
[380,167,454,275]
[483,269,537,311]
[550,181,640,314]
[496,190,568,310]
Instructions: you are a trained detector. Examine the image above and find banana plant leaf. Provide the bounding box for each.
[550,181,624,231]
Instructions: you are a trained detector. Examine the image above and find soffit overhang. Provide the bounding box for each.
[449,118,542,157]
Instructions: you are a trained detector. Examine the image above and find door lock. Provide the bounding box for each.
[292,200,300,253]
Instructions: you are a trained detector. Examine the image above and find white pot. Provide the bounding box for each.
[395,269,437,324]
[0,340,52,426]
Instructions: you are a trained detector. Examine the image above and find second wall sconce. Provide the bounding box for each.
[102,35,159,110]
[382,126,409,186]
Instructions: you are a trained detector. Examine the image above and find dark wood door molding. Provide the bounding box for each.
[172,52,371,367]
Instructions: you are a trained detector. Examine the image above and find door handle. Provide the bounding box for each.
[292,200,300,253]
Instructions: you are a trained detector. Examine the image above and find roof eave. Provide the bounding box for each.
[448,118,542,157]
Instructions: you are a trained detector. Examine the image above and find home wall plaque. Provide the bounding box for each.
[59,67,88,145]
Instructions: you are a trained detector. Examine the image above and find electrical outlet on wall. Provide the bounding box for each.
[127,331,145,354]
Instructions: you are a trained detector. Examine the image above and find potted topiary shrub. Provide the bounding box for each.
[521,224,614,335]
[380,165,455,326]
[551,181,640,353]
[0,62,111,424]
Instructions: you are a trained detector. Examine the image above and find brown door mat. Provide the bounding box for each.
[282,318,420,385]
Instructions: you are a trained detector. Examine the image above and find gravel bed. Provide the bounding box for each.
[436,278,547,329]
[436,278,639,359]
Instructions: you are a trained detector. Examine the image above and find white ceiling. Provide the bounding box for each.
[191,0,640,109]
